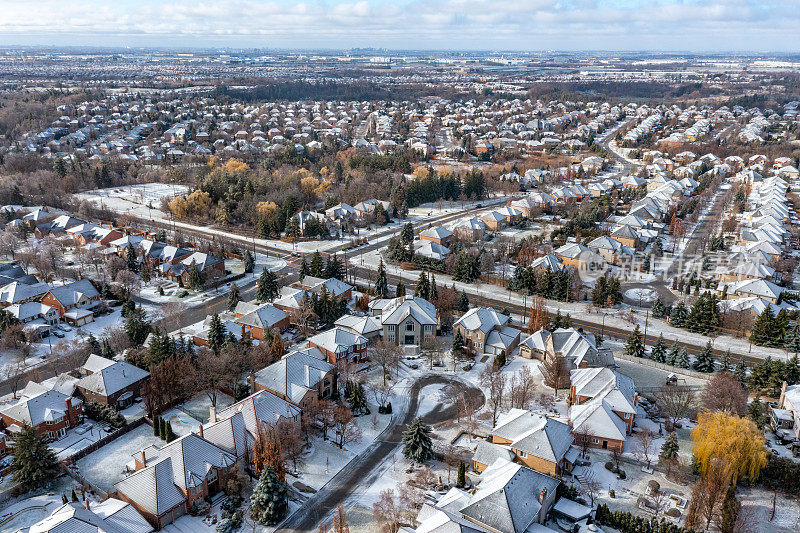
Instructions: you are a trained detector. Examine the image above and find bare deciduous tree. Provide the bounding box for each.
[541,355,570,397]
[480,365,507,427]
[371,339,402,386]
[654,385,696,430]
[115,269,142,300]
[372,489,402,533]
[635,427,656,470]
[333,405,362,449]
[508,365,537,409]
[701,372,748,416]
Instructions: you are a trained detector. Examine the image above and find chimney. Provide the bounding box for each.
[249,372,255,393]
[198,424,204,438]
[305,365,311,388]
[84,498,90,510]
[139,450,146,469]
[209,406,217,424]
[539,487,547,504]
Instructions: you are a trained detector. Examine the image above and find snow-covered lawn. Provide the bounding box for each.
[161,407,203,437]
[177,392,235,425]
[75,423,162,492]
[51,420,115,460]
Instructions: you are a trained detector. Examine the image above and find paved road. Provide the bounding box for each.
[349,263,765,367]
[276,374,484,532]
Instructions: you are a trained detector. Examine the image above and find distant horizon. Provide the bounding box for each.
[2,0,800,53]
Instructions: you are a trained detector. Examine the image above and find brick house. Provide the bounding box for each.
[76,354,150,409]
[419,226,452,247]
[569,368,637,453]
[453,307,520,356]
[485,409,577,477]
[41,279,100,322]
[369,295,438,346]
[308,327,368,364]
[114,434,238,530]
[232,301,290,339]
[252,347,335,409]
[0,388,83,441]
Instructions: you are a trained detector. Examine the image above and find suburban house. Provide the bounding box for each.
[0,386,83,441]
[214,389,302,435]
[41,279,101,325]
[0,281,51,307]
[294,276,353,301]
[369,295,438,346]
[412,457,560,532]
[775,382,800,447]
[252,347,335,409]
[453,307,521,356]
[76,354,150,409]
[114,433,238,529]
[419,226,452,247]
[569,368,637,453]
[335,314,382,341]
[518,327,614,369]
[449,217,487,242]
[7,301,58,324]
[232,301,290,339]
[24,499,154,533]
[307,327,368,363]
[480,409,577,477]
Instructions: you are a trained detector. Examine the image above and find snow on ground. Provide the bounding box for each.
[177,392,235,425]
[51,420,115,460]
[0,478,85,533]
[75,423,162,492]
[624,288,657,304]
[161,407,202,437]
[354,246,789,360]
[417,383,452,417]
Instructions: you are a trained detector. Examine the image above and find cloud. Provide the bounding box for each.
[0,0,796,50]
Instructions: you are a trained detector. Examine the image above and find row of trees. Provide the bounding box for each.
[508,265,575,302]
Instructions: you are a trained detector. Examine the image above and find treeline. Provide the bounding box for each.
[214,81,393,103]
[508,266,574,302]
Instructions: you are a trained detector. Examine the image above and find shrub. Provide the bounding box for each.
[609,489,615,498]
[84,399,125,428]
[605,461,614,471]
[618,469,627,480]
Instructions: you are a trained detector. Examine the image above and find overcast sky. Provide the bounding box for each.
[1,0,798,52]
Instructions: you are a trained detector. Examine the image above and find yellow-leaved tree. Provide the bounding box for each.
[692,411,767,485]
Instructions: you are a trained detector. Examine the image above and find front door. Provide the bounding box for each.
[404,334,415,345]
[602,440,608,449]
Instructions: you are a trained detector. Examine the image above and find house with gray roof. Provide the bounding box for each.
[454,307,520,356]
[370,295,438,346]
[252,347,335,409]
[116,433,237,529]
[26,499,153,533]
[0,386,83,441]
[77,354,150,409]
[488,409,577,477]
[413,457,560,533]
[519,328,614,369]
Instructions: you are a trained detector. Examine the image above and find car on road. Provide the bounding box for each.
[52,330,65,338]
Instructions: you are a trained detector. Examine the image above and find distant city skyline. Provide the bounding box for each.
[1,0,799,52]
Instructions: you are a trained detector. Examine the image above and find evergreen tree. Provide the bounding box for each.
[402,417,434,463]
[324,254,344,280]
[87,333,101,354]
[101,339,115,359]
[153,416,161,437]
[401,222,414,244]
[650,334,667,363]
[677,347,690,369]
[228,283,241,312]
[452,330,464,355]
[243,250,255,274]
[126,243,138,272]
[750,304,775,346]
[309,251,323,277]
[299,257,309,281]
[734,358,748,385]
[125,306,151,347]
[347,383,367,415]
[374,259,389,298]
[686,293,720,335]
[651,297,665,318]
[208,313,225,354]
[693,340,716,373]
[10,423,60,491]
[456,460,466,488]
[395,281,406,297]
[250,466,288,525]
[415,271,430,300]
[720,349,732,372]
[786,323,800,355]
[625,324,645,358]
[669,302,688,328]
[165,421,176,443]
[429,274,438,301]
[458,291,469,312]
[257,268,279,302]
[188,263,203,290]
[660,431,679,474]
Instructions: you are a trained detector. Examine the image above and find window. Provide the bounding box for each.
[517,450,527,458]
[592,438,599,444]
[406,323,414,331]
[388,325,395,331]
